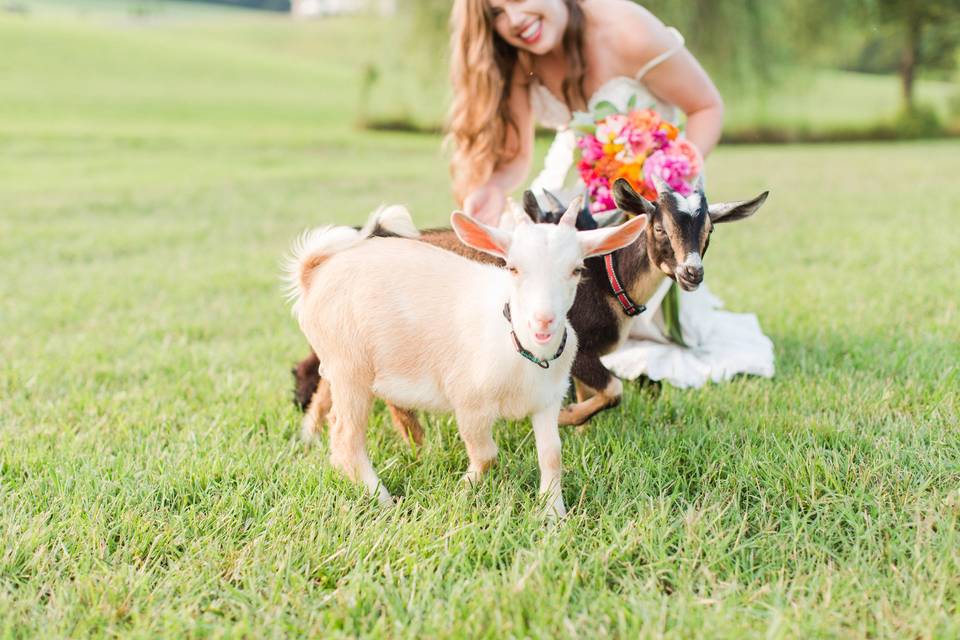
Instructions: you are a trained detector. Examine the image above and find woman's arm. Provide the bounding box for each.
[607,3,724,157]
[463,68,535,224]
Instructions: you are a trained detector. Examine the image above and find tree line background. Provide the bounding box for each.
[178,0,959,138]
[406,0,959,111]
[399,0,960,139]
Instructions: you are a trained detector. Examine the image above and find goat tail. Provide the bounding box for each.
[284,204,418,318]
[362,203,420,239]
[284,224,360,317]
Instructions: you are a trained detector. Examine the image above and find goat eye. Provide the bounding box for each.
[507,266,519,276]
[654,225,665,235]
[571,266,585,277]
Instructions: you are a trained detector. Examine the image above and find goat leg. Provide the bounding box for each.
[455,409,498,486]
[302,376,333,443]
[295,349,425,448]
[559,355,623,427]
[573,378,596,403]
[387,405,425,448]
[532,403,566,518]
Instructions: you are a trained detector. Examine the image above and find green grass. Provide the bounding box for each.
[2,4,960,638]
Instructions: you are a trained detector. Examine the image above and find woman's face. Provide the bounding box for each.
[488,0,569,55]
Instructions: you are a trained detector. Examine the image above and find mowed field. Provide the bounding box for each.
[1,4,959,638]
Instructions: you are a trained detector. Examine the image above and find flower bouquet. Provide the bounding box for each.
[572,98,702,214]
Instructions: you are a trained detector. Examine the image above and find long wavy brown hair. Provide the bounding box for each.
[447,0,587,203]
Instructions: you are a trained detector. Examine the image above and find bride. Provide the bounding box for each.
[449,0,774,388]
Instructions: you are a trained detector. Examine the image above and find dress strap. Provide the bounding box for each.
[635,26,685,81]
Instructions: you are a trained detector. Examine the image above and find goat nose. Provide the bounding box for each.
[684,265,703,282]
[533,311,555,327]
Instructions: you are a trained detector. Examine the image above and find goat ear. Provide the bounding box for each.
[559,196,584,228]
[612,178,656,217]
[542,189,566,215]
[708,191,769,224]
[521,190,543,223]
[578,214,648,258]
[451,211,512,258]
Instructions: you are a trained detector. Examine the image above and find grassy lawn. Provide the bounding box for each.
[2,4,959,638]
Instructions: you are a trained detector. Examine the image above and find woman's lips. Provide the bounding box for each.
[518,18,542,45]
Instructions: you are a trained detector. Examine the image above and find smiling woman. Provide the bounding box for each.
[447,0,724,224]
[441,0,771,389]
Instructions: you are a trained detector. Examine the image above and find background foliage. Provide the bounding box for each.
[392,0,960,136]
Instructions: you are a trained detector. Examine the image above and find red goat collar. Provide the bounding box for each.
[604,253,646,317]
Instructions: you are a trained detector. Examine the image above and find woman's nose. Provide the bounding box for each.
[504,6,525,28]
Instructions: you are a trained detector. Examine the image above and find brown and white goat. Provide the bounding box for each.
[294,179,768,431]
[553,177,768,423]
[287,201,647,515]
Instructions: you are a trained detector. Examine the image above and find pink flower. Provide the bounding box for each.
[674,138,703,177]
[589,183,615,213]
[596,114,629,143]
[577,135,605,164]
[625,126,655,156]
[643,144,699,196]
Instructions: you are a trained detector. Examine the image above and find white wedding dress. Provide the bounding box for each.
[526,29,775,388]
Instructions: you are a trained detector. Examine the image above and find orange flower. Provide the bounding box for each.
[628,109,661,131]
[613,162,642,188]
[594,155,623,179]
[660,122,679,141]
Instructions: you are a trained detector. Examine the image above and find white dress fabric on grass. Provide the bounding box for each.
[527,29,774,388]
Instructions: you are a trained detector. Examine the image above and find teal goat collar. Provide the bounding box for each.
[502,303,568,369]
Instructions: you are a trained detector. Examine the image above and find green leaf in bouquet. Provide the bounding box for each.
[626,93,637,111]
[570,111,598,135]
[662,283,688,348]
[592,100,620,121]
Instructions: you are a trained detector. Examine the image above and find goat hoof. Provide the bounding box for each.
[300,414,322,444]
[461,470,483,486]
[377,487,396,508]
[544,499,567,521]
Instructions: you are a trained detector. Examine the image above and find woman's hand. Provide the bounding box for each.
[463,183,506,226]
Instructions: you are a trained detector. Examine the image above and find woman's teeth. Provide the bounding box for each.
[520,19,541,41]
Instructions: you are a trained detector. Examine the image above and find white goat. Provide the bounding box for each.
[286,200,647,516]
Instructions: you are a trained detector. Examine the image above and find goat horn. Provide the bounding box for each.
[651,174,671,197]
[559,196,583,228]
[505,197,529,227]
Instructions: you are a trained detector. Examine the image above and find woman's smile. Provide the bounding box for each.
[518,17,543,45]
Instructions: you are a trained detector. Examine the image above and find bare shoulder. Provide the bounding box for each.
[582,0,681,70]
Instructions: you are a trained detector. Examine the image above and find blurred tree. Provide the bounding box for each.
[640,0,790,89]
[865,0,960,110]
[406,0,452,81]
[181,0,290,10]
